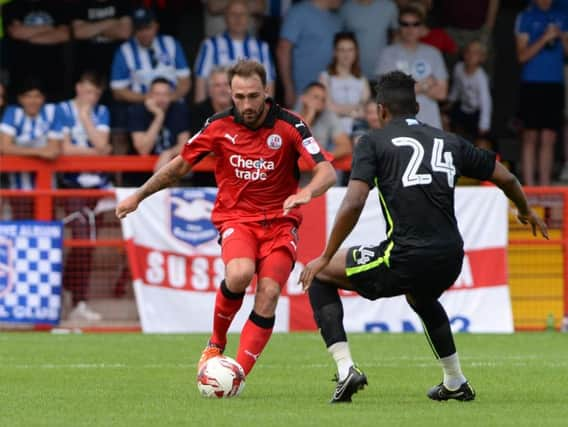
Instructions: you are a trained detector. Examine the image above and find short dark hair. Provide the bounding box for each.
[399,4,425,23]
[228,59,267,87]
[77,70,105,89]
[302,81,326,94]
[375,71,418,116]
[17,77,44,96]
[150,77,173,88]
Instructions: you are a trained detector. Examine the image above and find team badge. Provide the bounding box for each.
[302,137,321,155]
[169,189,217,246]
[266,134,282,150]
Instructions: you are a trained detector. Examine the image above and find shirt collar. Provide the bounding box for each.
[232,98,278,129]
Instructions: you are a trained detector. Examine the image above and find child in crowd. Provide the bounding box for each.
[447,40,493,150]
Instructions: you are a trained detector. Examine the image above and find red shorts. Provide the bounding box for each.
[219,219,298,287]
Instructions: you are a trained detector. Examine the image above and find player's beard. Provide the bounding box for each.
[240,102,265,127]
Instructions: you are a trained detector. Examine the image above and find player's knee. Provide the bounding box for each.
[226,266,255,291]
[254,282,281,316]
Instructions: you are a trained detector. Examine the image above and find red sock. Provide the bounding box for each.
[236,312,275,375]
[210,281,244,349]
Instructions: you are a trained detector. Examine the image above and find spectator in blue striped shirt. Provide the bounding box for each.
[58,71,111,322]
[110,7,191,104]
[194,0,276,103]
[59,72,112,189]
[0,79,62,218]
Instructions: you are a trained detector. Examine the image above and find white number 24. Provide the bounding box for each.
[391,137,455,188]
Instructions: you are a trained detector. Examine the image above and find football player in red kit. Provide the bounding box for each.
[116,59,337,376]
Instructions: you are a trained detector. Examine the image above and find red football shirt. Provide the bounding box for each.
[181,100,332,228]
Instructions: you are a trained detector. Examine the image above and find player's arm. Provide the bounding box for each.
[116,155,191,219]
[490,162,548,239]
[283,161,336,214]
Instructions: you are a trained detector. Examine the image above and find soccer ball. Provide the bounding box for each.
[197,356,246,398]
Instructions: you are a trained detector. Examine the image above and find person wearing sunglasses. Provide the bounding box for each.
[376,4,448,129]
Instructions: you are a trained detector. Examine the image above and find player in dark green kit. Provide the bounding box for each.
[299,71,549,404]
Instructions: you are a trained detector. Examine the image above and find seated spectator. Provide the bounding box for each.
[352,99,381,143]
[71,0,133,101]
[447,40,492,150]
[194,0,275,103]
[339,0,399,83]
[319,32,371,137]
[189,67,232,186]
[0,78,62,218]
[297,82,352,161]
[3,0,71,101]
[110,7,191,104]
[58,71,111,322]
[376,4,448,128]
[277,0,342,108]
[123,77,190,187]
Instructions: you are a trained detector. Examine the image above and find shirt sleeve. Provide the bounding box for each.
[0,106,17,136]
[181,120,215,166]
[291,119,333,168]
[349,134,377,188]
[174,39,191,78]
[47,105,64,140]
[194,39,214,79]
[110,46,130,89]
[56,103,71,135]
[97,105,111,132]
[279,6,302,43]
[514,12,528,35]
[459,137,496,180]
[477,70,492,132]
[431,47,448,81]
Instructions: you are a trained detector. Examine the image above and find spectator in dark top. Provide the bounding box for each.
[438,0,499,75]
[3,0,71,101]
[190,66,232,135]
[189,66,232,187]
[71,0,133,100]
[124,77,190,187]
[0,81,5,118]
[515,0,568,186]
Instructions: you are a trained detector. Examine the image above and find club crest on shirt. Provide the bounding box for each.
[169,189,217,246]
[0,236,14,298]
[266,134,282,150]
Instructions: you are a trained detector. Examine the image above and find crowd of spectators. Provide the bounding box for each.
[3,0,568,194]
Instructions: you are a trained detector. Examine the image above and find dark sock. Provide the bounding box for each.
[308,277,347,347]
[407,297,456,358]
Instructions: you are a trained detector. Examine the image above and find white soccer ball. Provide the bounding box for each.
[197,356,246,398]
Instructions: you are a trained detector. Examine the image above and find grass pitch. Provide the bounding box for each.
[0,332,566,427]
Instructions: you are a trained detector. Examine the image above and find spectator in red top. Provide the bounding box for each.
[414,0,458,56]
[116,59,337,377]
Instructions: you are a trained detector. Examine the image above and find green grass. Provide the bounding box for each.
[0,332,566,427]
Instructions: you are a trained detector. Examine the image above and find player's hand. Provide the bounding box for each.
[299,256,330,292]
[116,194,140,219]
[518,208,549,239]
[283,188,312,215]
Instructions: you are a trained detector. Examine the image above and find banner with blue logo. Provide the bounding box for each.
[0,221,63,325]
